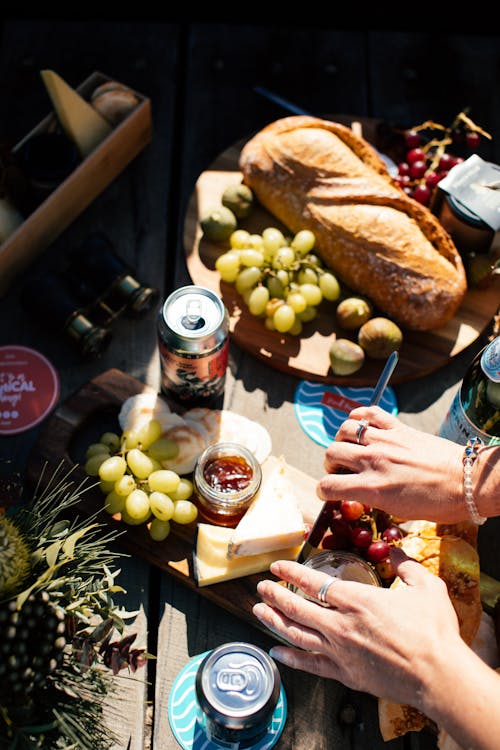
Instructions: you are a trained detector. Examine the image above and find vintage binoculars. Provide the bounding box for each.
[21,232,159,357]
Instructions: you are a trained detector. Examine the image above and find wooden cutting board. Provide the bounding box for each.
[26,368,323,634]
[183,123,500,387]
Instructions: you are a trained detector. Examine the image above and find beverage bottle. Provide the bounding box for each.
[439,336,500,445]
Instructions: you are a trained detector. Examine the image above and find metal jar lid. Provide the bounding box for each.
[195,642,280,744]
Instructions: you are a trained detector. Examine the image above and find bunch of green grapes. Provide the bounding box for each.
[215,227,341,335]
[84,418,198,542]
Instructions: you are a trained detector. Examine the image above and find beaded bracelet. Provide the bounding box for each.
[463,436,487,525]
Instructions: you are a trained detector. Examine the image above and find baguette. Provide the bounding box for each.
[239,116,467,331]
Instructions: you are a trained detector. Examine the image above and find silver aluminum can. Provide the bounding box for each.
[195,642,281,748]
[158,285,229,405]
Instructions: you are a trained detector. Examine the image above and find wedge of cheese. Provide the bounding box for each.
[193,523,301,587]
[227,458,306,559]
[41,70,113,158]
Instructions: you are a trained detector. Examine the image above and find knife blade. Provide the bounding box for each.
[296,351,399,564]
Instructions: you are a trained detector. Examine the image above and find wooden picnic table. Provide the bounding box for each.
[0,16,499,750]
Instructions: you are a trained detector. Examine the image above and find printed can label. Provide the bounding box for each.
[159,337,229,404]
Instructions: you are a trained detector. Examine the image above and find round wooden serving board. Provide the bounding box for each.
[183,123,500,386]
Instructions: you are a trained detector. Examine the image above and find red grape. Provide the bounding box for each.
[438,153,456,171]
[405,130,421,148]
[366,539,391,563]
[406,147,426,164]
[382,526,404,543]
[466,131,481,149]
[412,184,431,205]
[398,162,410,176]
[425,171,442,188]
[409,160,427,179]
[340,500,364,522]
[375,557,395,581]
[350,526,373,549]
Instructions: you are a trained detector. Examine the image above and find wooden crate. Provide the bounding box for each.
[0,71,152,296]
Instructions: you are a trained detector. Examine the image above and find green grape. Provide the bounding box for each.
[298,306,318,323]
[300,283,323,306]
[104,490,126,515]
[99,479,116,495]
[85,453,109,477]
[235,266,262,294]
[215,251,240,283]
[172,500,198,525]
[230,229,251,249]
[124,489,151,522]
[276,269,290,288]
[305,253,323,267]
[148,469,181,494]
[123,429,140,449]
[239,248,264,268]
[273,304,296,333]
[265,298,284,317]
[98,455,127,483]
[262,227,286,254]
[136,418,162,449]
[248,286,270,316]
[126,448,155,479]
[100,431,121,452]
[288,317,303,336]
[247,234,264,250]
[149,491,175,521]
[264,316,275,331]
[272,247,295,270]
[266,275,285,299]
[147,436,179,461]
[286,291,307,314]
[115,474,137,496]
[170,478,194,502]
[149,518,171,542]
[297,267,318,285]
[291,229,315,256]
[318,272,341,301]
[85,442,111,459]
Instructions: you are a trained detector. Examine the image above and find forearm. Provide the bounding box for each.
[419,637,500,750]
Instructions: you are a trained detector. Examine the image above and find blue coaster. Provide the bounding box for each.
[168,650,287,750]
[294,381,398,448]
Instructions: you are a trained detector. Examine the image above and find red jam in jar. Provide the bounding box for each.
[194,442,262,527]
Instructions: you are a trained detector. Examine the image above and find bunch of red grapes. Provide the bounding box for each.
[320,499,404,585]
[393,111,491,207]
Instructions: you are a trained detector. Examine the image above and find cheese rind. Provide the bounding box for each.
[193,523,301,587]
[227,459,305,559]
[41,70,113,157]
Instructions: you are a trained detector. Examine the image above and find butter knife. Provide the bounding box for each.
[296,351,399,565]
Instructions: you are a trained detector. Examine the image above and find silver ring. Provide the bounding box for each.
[317,576,336,603]
[356,419,369,445]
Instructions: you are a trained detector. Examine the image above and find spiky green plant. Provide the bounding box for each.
[0,462,151,750]
[0,516,31,599]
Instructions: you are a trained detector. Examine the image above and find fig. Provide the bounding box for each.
[329,338,365,375]
[358,317,403,359]
[222,183,254,219]
[336,297,372,330]
[200,206,237,241]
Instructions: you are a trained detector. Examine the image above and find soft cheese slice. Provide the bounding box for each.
[41,70,113,157]
[193,523,301,587]
[227,458,306,559]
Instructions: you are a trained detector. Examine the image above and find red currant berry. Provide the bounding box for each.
[451,127,465,144]
[350,526,373,549]
[409,160,427,179]
[405,130,421,148]
[412,184,431,205]
[366,539,391,564]
[406,147,426,164]
[466,131,481,149]
[382,526,404,543]
[340,500,364,522]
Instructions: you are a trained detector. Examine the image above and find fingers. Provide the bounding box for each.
[253,598,326,653]
[390,547,448,593]
[348,405,400,429]
[269,646,341,681]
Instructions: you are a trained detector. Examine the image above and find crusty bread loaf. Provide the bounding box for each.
[239,116,467,331]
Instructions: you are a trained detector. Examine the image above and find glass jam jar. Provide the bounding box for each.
[193,442,262,527]
[291,549,381,605]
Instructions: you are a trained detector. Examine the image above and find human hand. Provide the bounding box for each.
[253,548,466,708]
[318,405,465,522]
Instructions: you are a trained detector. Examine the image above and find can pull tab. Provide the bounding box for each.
[181,299,205,330]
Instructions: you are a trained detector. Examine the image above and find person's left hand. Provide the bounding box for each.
[253,548,464,708]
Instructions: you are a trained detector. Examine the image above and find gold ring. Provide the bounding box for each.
[317,576,337,603]
[356,419,369,445]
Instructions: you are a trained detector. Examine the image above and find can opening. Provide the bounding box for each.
[182,299,205,330]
